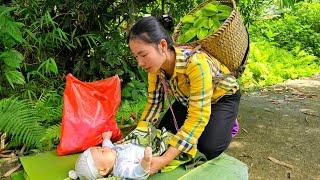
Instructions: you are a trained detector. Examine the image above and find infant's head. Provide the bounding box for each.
[69,146,117,179]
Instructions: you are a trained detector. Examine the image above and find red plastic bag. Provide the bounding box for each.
[57,74,122,155]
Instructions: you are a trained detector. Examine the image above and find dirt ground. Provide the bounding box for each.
[226,74,320,180]
[1,75,319,179]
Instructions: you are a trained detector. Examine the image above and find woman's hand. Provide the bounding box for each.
[150,146,182,175]
[150,156,168,174]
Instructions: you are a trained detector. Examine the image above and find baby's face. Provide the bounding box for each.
[91,146,116,175]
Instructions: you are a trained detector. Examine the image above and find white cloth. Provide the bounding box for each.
[102,139,149,179]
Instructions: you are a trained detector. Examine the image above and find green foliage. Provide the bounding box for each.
[291,2,320,33]
[72,31,136,82]
[238,0,269,26]
[239,41,320,90]
[33,91,63,127]
[238,0,317,26]
[121,78,147,100]
[0,6,24,44]
[116,97,147,126]
[0,98,45,148]
[272,0,314,9]
[40,123,61,150]
[37,57,58,75]
[117,77,147,126]
[0,49,24,68]
[0,90,62,150]
[249,2,320,57]
[4,70,26,88]
[0,6,26,89]
[177,1,231,44]
[240,1,320,91]
[0,0,206,100]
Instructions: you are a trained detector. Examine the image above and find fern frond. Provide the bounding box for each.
[39,123,61,150]
[41,123,61,142]
[34,91,62,125]
[0,98,45,148]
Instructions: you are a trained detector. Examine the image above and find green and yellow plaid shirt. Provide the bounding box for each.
[138,46,239,157]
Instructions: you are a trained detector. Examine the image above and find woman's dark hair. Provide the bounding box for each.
[128,15,175,51]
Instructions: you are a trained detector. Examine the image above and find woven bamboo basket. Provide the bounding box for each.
[172,0,249,76]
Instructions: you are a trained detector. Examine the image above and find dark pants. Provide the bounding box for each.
[158,90,241,160]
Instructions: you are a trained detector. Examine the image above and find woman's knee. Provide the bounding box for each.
[198,140,231,160]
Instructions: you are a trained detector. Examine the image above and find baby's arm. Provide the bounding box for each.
[102,131,115,148]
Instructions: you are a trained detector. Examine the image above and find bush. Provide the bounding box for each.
[240,40,320,90]
[0,6,26,92]
[249,2,320,58]
[0,98,45,149]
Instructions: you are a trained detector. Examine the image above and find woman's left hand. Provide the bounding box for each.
[150,146,181,174]
[150,156,168,175]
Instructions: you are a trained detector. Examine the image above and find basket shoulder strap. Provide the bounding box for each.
[180,45,202,64]
[233,27,250,78]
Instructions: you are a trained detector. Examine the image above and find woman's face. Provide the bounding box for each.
[129,38,166,73]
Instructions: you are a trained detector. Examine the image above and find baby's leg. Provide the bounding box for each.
[141,147,152,172]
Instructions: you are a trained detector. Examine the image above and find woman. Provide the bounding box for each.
[128,16,241,174]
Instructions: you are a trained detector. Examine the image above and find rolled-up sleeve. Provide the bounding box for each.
[138,73,164,125]
[168,53,213,157]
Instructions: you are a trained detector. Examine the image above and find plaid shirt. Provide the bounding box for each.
[138,46,239,157]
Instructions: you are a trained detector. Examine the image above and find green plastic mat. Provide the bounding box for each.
[20,151,79,180]
[177,153,248,180]
[19,151,248,180]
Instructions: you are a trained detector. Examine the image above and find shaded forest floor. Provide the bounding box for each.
[227,74,320,180]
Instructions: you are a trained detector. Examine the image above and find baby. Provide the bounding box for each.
[69,131,152,180]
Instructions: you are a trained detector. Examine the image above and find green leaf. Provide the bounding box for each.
[216,11,230,21]
[177,28,197,44]
[5,70,26,88]
[0,98,45,148]
[194,10,203,17]
[197,28,209,40]
[48,58,58,74]
[0,6,16,16]
[181,15,195,24]
[121,88,132,98]
[25,29,38,41]
[0,16,24,43]
[202,3,218,16]
[131,90,140,99]
[218,5,232,13]
[0,49,24,68]
[37,58,58,75]
[208,18,221,33]
[193,17,208,28]
[181,23,193,32]
[44,11,56,28]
